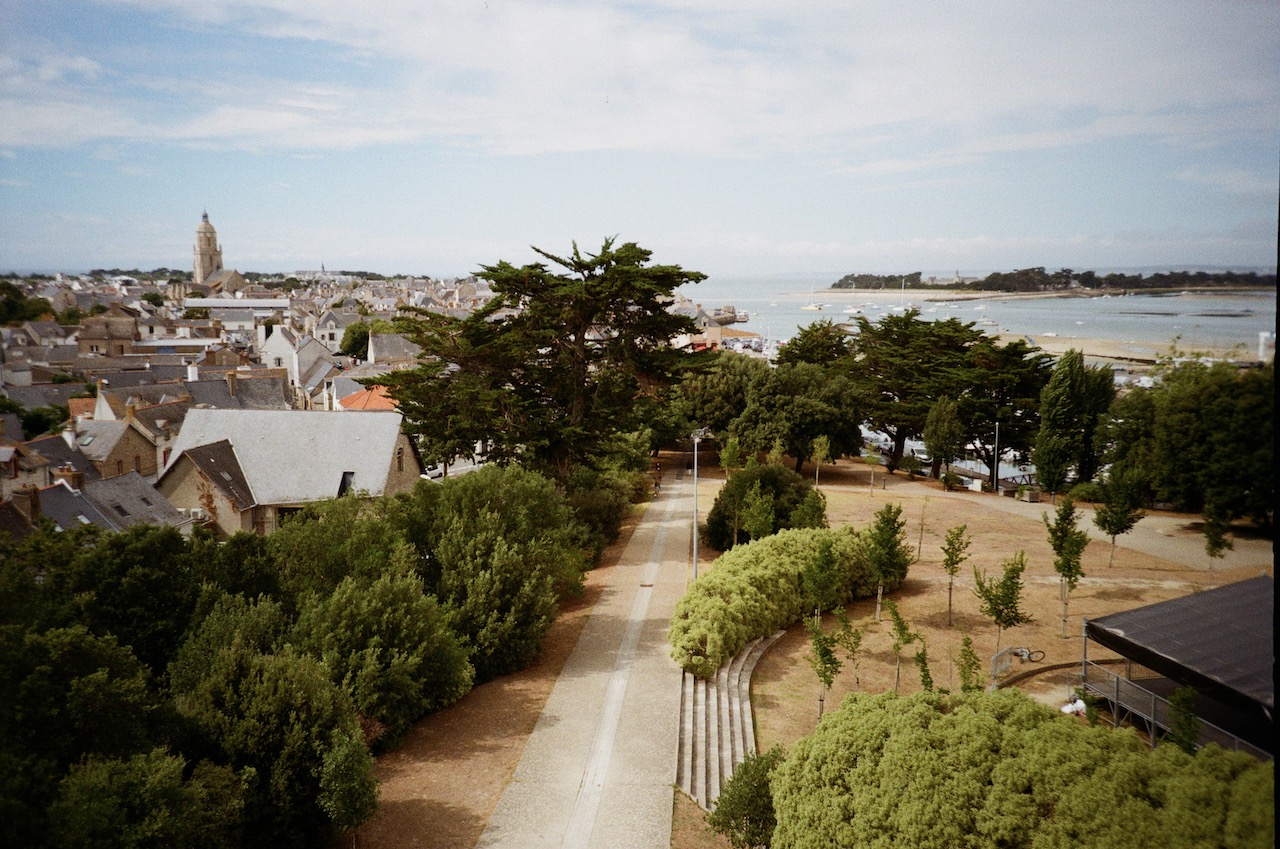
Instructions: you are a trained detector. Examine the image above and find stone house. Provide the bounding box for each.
[78,304,141,357]
[157,409,422,537]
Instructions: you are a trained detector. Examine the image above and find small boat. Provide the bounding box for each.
[842,305,862,314]
[801,303,824,311]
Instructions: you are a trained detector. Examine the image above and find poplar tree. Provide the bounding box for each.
[1093,471,1145,566]
[865,503,911,621]
[940,524,971,627]
[973,552,1033,653]
[1044,497,1089,638]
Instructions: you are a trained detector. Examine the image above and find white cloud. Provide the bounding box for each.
[9,0,1275,160]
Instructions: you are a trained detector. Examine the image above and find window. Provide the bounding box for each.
[337,470,355,497]
[397,447,404,473]
[115,460,123,475]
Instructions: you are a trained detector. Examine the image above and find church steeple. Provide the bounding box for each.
[193,211,223,288]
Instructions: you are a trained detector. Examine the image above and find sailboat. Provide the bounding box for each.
[801,282,824,310]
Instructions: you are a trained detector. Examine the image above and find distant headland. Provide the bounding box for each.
[831,268,1276,293]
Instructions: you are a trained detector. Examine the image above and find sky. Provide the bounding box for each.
[1,1,1278,281]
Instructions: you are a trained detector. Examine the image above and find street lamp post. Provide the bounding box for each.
[691,427,710,581]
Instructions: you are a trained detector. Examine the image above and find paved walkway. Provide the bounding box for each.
[476,474,691,849]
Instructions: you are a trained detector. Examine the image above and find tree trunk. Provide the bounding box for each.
[1109,537,1117,567]
[947,579,953,627]
[875,583,883,621]
[1060,577,1069,639]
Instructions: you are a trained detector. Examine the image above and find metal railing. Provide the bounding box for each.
[1081,659,1270,760]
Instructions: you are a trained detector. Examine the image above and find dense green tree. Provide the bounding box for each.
[292,572,473,748]
[963,337,1053,488]
[775,319,851,367]
[0,281,53,324]
[174,644,376,848]
[678,351,770,437]
[168,593,288,696]
[731,362,862,475]
[267,495,417,600]
[973,551,1033,652]
[38,525,196,676]
[1044,498,1089,638]
[707,746,785,849]
[1099,359,1273,549]
[0,625,158,845]
[844,310,985,471]
[1033,350,1117,496]
[703,464,820,550]
[47,749,247,849]
[420,465,588,680]
[382,239,708,480]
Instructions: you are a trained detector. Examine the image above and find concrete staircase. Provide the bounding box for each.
[676,630,786,810]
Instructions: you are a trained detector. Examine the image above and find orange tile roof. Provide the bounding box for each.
[337,385,398,411]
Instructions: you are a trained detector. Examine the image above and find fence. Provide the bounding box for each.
[1081,659,1269,760]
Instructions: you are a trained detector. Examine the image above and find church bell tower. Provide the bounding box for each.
[193,211,224,288]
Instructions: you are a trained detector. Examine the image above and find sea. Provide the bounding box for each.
[678,272,1276,360]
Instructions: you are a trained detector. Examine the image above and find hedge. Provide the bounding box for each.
[669,526,898,678]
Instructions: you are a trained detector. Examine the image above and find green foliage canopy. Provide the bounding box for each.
[771,690,1273,849]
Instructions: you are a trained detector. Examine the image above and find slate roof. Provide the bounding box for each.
[165,409,407,505]
[38,479,118,531]
[178,440,255,508]
[0,413,23,442]
[3,383,86,409]
[23,434,101,483]
[71,421,129,464]
[129,398,192,435]
[82,472,188,529]
[184,376,291,410]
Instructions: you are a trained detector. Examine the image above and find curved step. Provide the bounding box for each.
[676,630,786,810]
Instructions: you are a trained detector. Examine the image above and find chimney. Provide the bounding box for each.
[226,371,237,397]
[124,402,136,422]
[186,361,200,381]
[11,484,40,523]
[53,463,84,491]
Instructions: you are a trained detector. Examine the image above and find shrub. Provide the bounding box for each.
[703,463,820,550]
[708,746,786,849]
[771,690,1274,849]
[1068,480,1107,504]
[669,527,899,678]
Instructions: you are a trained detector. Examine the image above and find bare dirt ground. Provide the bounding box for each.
[348,454,1271,849]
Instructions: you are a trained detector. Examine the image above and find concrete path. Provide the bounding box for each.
[476,473,691,849]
